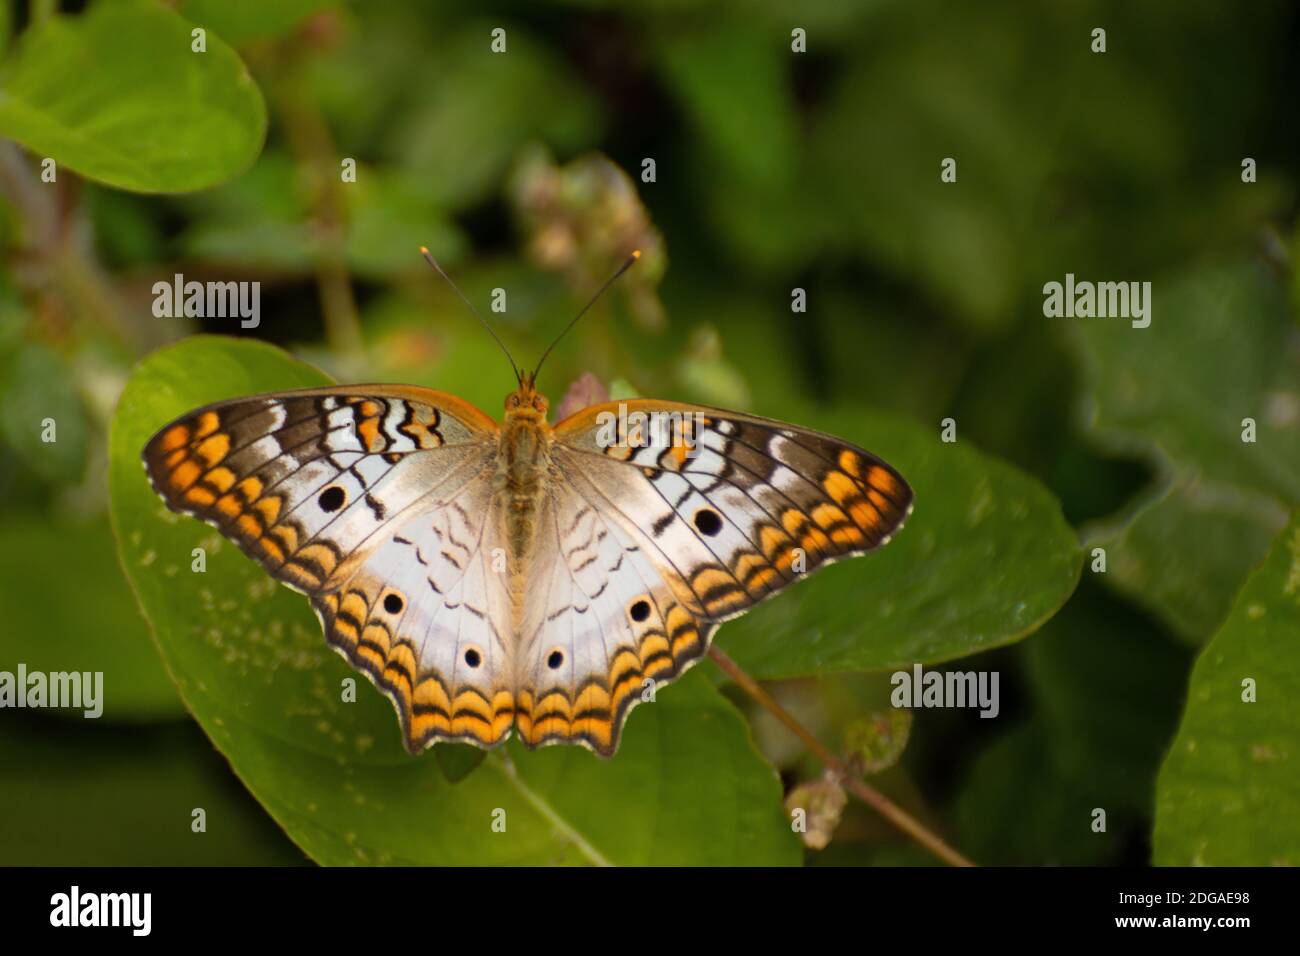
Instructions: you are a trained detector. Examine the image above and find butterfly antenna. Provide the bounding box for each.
[532,250,641,383]
[420,246,522,383]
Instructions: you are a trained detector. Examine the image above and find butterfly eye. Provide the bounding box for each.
[463,647,482,668]
[318,486,346,512]
[629,599,651,623]
[546,649,564,669]
[383,593,404,614]
[693,508,723,536]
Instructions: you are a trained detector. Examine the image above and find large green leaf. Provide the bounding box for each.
[108,336,798,865]
[720,403,1082,678]
[1077,257,1300,642]
[1154,514,1300,865]
[0,0,266,193]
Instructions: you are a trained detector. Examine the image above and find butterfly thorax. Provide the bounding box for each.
[497,385,553,562]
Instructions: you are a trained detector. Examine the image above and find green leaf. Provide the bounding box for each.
[1076,259,1299,502]
[657,29,797,215]
[720,404,1082,678]
[1154,514,1300,865]
[1087,476,1287,643]
[108,336,799,865]
[1075,257,1300,642]
[0,0,266,193]
[655,26,821,272]
[0,514,182,720]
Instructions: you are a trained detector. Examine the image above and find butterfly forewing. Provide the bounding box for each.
[552,400,913,608]
[142,386,499,590]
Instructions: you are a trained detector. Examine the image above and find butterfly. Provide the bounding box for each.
[142,250,913,757]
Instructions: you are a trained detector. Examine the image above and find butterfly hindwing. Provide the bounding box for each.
[514,487,710,755]
[314,474,516,752]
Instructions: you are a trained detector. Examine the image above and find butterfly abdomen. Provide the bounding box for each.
[497,413,552,560]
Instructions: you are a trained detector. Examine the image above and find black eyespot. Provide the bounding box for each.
[693,508,723,536]
[383,594,403,614]
[464,648,481,668]
[629,599,651,623]
[318,486,346,512]
[547,650,564,669]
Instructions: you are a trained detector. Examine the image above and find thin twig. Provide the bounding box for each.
[708,645,975,867]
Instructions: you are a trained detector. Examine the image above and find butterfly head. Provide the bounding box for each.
[420,244,639,423]
[505,374,549,421]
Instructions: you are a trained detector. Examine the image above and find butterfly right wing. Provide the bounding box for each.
[520,398,913,756]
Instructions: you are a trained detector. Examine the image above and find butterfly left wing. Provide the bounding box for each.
[143,385,517,752]
[142,385,499,593]
[526,399,913,755]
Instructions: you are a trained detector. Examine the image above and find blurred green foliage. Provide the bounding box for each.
[1,0,1297,866]
[1155,515,1300,865]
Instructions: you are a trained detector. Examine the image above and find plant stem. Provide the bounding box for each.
[708,645,975,867]
[262,50,364,360]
